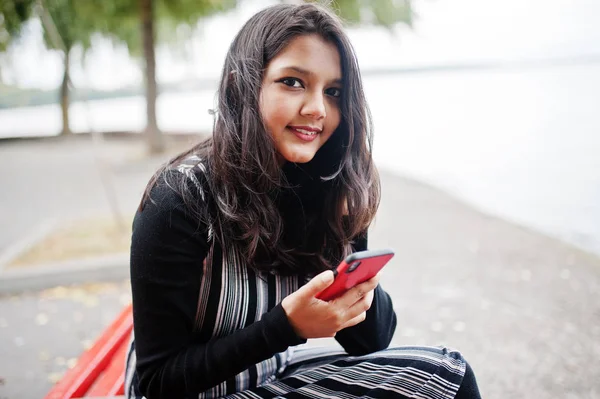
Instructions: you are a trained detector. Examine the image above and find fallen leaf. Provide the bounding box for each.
[42,286,69,299]
[35,313,49,326]
[82,296,99,308]
[39,350,51,361]
[47,372,64,384]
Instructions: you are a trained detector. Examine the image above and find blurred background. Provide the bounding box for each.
[0,0,599,398]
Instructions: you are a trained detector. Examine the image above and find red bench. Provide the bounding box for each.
[44,304,133,399]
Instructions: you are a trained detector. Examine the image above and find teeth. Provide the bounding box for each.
[294,128,318,135]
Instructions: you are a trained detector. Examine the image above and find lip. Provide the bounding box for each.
[288,125,323,133]
[287,126,320,142]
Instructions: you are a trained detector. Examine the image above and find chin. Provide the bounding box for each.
[283,151,316,164]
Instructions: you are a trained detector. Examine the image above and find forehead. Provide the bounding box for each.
[265,34,342,80]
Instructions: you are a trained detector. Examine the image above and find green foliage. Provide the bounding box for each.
[41,0,90,51]
[2,0,239,61]
[76,0,238,58]
[73,0,140,55]
[310,0,413,28]
[0,0,121,54]
[0,0,35,51]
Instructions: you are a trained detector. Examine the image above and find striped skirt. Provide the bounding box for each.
[126,344,467,399]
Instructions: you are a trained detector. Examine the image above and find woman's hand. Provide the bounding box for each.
[281,270,380,339]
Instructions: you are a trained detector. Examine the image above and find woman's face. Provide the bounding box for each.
[260,34,343,165]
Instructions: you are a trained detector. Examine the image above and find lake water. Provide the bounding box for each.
[1,63,599,256]
[366,64,600,256]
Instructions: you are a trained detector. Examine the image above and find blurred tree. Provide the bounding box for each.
[87,0,238,153]
[38,0,103,136]
[1,0,107,135]
[0,0,34,52]
[0,0,35,83]
[2,0,237,149]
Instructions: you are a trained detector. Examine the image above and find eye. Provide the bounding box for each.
[326,87,342,98]
[278,77,304,88]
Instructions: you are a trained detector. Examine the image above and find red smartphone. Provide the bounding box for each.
[316,249,395,301]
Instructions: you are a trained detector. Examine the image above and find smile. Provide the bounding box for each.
[287,126,322,142]
[294,128,318,136]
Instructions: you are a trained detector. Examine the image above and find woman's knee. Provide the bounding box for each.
[455,359,482,399]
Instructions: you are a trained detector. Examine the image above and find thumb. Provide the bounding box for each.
[299,270,335,298]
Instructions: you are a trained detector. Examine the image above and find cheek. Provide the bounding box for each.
[327,105,342,132]
[261,93,292,132]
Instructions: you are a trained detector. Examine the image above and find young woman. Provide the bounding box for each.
[125,3,481,398]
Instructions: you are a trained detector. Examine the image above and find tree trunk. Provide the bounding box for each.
[140,0,165,153]
[60,49,71,136]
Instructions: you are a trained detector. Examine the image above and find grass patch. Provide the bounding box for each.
[7,215,133,269]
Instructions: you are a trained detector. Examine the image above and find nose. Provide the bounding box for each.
[301,90,326,120]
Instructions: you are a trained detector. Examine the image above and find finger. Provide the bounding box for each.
[347,289,374,316]
[334,274,380,307]
[352,273,380,297]
[364,272,382,286]
[296,270,335,299]
[333,291,373,329]
[339,311,367,330]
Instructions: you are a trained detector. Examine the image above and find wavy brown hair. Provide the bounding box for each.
[141,3,380,275]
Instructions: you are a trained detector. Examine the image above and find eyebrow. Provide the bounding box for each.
[278,66,342,85]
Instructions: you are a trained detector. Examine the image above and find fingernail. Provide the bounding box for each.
[321,270,333,283]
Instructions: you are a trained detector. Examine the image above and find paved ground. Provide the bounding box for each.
[0,280,131,399]
[0,135,204,257]
[0,136,599,399]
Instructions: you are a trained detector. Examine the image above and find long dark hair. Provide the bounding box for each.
[140,3,380,275]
